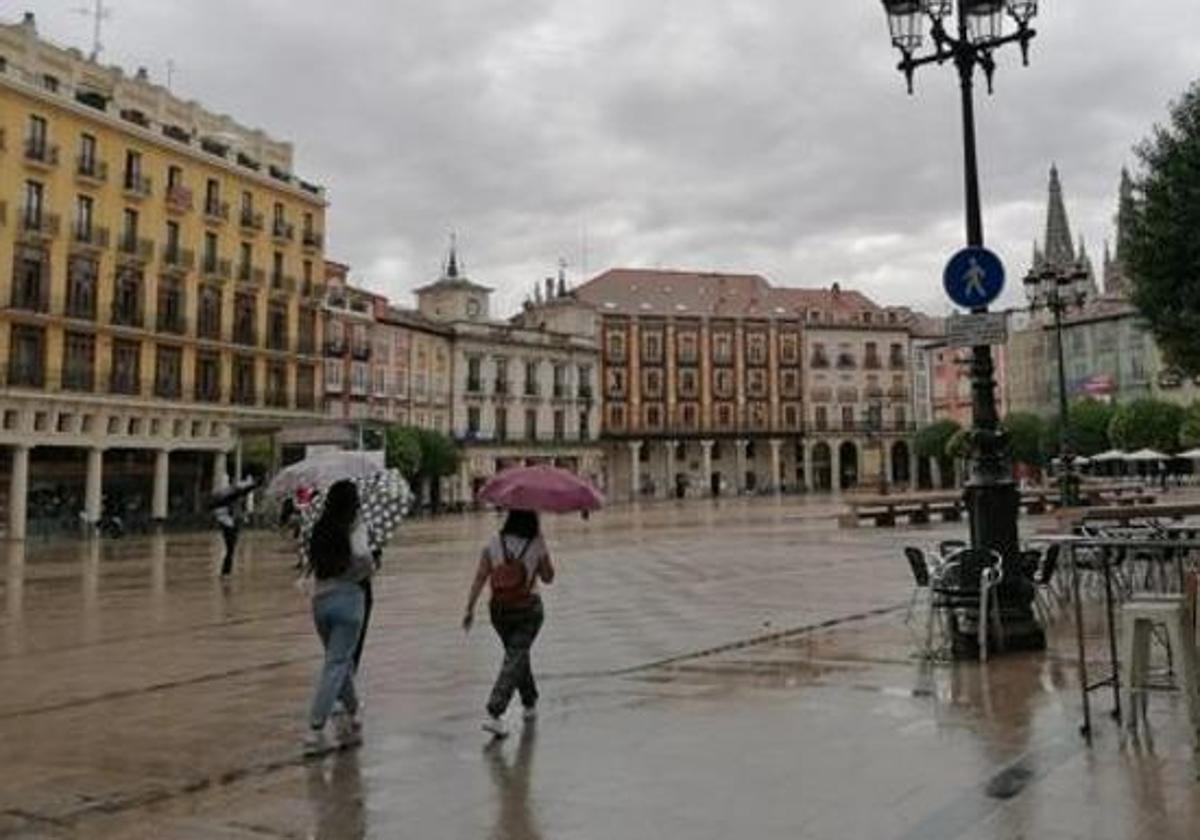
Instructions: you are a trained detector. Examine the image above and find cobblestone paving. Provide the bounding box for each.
[1,496,1198,839]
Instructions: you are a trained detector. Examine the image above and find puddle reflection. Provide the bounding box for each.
[5,541,25,652]
[81,537,101,643]
[305,750,365,840]
[486,724,542,840]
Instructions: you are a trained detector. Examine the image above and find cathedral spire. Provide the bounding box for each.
[1043,164,1075,269]
[444,231,460,279]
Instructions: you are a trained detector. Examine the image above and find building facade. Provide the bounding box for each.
[0,14,325,535]
[1006,165,1200,416]
[574,269,919,502]
[416,254,603,503]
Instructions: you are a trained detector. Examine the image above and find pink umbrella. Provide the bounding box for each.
[478,466,604,513]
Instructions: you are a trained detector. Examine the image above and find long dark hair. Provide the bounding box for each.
[501,509,539,540]
[309,480,359,579]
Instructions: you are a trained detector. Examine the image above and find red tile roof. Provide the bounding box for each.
[575,268,885,321]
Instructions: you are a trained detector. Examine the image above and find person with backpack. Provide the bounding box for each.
[304,480,374,755]
[463,509,555,738]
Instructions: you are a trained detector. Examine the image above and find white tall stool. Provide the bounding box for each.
[1119,596,1200,760]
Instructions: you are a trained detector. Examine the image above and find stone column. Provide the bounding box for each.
[909,448,920,490]
[880,442,892,490]
[212,450,229,492]
[8,446,30,541]
[700,440,714,497]
[734,439,748,494]
[831,442,841,493]
[628,440,643,500]
[769,439,782,494]
[665,441,676,499]
[802,441,813,492]
[931,457,943,491]
[84,447,104,525]
[152,450,170,521]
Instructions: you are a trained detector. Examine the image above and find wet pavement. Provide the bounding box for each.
[1,496,1199,839]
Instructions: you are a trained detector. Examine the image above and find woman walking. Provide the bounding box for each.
[463,509,555,738]
[304,480,373,755]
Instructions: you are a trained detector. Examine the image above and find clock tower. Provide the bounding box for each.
[415,237,493,323]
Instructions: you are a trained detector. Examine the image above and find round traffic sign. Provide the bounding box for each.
[943,247,1005,309]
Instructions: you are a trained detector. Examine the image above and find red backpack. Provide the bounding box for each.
[490,537,533,606]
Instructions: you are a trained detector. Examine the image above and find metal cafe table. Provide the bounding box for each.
[1027,531,1200,743]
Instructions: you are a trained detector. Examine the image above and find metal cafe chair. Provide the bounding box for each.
[928,547,1006,663]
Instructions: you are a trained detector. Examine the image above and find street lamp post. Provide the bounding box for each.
[1023,262,1090,507]
[880,0,1045,656]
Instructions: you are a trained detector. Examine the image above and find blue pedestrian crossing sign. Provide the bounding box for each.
[943,247,1005,309]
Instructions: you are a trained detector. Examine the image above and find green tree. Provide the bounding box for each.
[1043,399,1116,458]
[1126,80,1200,374]
[415,428,460,480]
[914,420,962,461]
[1181,402,1200,449]
[1107,398,1185,453]
[385,425,422,480]
[1002,412,1046,466]
[946,428,973,461]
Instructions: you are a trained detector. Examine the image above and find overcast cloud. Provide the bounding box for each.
[15,0,1200,316]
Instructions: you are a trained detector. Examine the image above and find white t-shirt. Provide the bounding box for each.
[484,533,548,594]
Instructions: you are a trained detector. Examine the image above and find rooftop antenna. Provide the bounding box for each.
[73,0,113,62]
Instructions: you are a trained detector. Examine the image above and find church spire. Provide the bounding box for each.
[444,231,460,279]
[1043,164,1075,269]
[1115,167,1135,261]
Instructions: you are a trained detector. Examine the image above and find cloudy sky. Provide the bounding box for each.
[14,1,1200,316]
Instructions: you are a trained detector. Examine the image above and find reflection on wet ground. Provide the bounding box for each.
[1,495,1199,838]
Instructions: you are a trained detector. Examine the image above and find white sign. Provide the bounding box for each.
[946,312,1008,348]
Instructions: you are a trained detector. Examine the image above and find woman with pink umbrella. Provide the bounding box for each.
[461,466,602,738]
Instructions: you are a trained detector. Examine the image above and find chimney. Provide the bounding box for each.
[21,12,36,33]
[136,67,150,82]
[831,282,841,297]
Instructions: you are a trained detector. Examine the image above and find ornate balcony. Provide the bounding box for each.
[24,140,59,169]
[117,235,155,264]
[161,247,195,275]
[19,209,60,242]
[271,221,294,243]
[302,230,324,251]
[75,157,108,185]
[203,200,230,224]
[239,210,264,233]
[122,173,152,200]
[70,224,109,253]
[201,257,232,282]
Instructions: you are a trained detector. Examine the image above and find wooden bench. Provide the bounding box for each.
[842,493,964,528]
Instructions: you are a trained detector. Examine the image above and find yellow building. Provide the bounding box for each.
[0,14,325,536]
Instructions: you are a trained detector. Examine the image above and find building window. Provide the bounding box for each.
[677,331,699,364]
[716,403,733,429]
[205,178,220,214]
[22,180,44,228]
[26,115,48,157]
[524,360,540,396]
[495,357,509,394]
[811,343,830,369]
[467,357,482,393]
[815,405,828,431]
[198,286,222,340]
[234,293,257,345]
[553,364,568,398]
[268,304,288,350]
[202,231,219,273]
[12,244,49,312]
[644,404,661,430]
[841,405,854,430]
[495,407,508,441]
[553,409,565,441]
[272,250,284,284]
[467,406,482,436]
[165,220,181,262]
[240,242,253,279]
[605,330,626,361]
[66,255,98,319]
[155,346,182,398]
[525,408,538,440]
[783,404,799,429]
[157,279,185,334]
[780,332,799,365]
[296,365,316,409]
[681,403,698,429]
[195,353,221,402]
[781,369,800,398]
[266,362,288,407]
[747,332,767,365]
[8,325,45,387]
[678,368,698,398]
[351,362,369,394]
[642,330,663,363]
[608,404,626,431]
[747,369,767,398]
[63,332,95,391]
[325,358,343,390]
[111,340,141,395]
[112,267,143,327]
[713,332,733,364]
[579,410,590,441]
[713,369,734,399]
[74,194,94,241]
[643,368,662,398]
[233,356,257,405]
[894,406,907,428]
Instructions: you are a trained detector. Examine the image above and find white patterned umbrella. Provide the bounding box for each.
[296,469,413,568]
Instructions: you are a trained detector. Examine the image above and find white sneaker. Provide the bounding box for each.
[482,717,509,739]
[303,727,329,756]
[334,712,363,748]
[522,705,537,722]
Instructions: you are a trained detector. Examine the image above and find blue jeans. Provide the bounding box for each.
[309,582,365,729]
